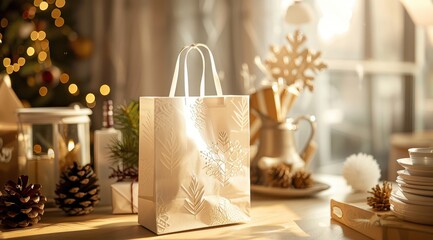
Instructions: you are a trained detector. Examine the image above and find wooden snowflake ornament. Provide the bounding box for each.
[265,30,327,91]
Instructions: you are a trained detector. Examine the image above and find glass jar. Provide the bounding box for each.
[17,106,92,203]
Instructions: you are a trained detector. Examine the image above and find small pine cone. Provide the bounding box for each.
[291,170,313,189]
[367,181,392,211]
[266,163,292,188]
[0,175,47,228]
[55,162,100,216]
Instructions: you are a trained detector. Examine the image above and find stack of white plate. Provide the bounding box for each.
[391,148,433,225]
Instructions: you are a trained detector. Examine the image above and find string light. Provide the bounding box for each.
[55,17,64,27]
[13,63,20,72]
[34,0,43,7]
[39,1,49,11]
[85,93,95,104]
[27,77,36,87]
[38,51,47,61]
[60,73,69,83]
[41,39,49,50]
[68,84,78,95]
[38,31,46,40]
[3,58,11,67]
[33,144,42,154]
[6,66,13,74]
[30,31,38,41]
[0,18,8,28]
[99,84,111,96]
[55,0,66,8]
[27,47,35,56]
[18,57,26,66]
[51,8,61,19]
[39,86,48,96]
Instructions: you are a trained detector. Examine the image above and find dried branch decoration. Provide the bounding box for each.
[367,181,392,211]
[264,30,327,91]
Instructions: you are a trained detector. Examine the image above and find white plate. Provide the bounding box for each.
[396,179,433,191]
[397,170,433,184]
[391,197,433,225]
[397,158,433,177]
[250,181,330,197]
[392,189,433,206]
[396,176,433,186]
[400,186,433,197]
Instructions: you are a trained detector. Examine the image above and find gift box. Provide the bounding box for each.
[0,75,23,185]
[111,181,138,214]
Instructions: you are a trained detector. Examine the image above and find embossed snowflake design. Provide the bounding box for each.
[181,175,205,216]
[157,196,170,233]
[201,131,247,186]
[264,30,327,91]
[232,98,249,131]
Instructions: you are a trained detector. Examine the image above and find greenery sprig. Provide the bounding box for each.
[109,100,139,171]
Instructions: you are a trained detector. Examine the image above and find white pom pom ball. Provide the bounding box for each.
[343,153,381,192]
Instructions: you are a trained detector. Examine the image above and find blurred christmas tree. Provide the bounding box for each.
[0,0,93,107]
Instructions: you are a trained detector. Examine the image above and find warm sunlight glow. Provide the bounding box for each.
[317,0,356,42]
[67,140,75,151]
[48,148,55,158]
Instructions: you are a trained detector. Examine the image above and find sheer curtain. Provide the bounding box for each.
[82,0,289,128]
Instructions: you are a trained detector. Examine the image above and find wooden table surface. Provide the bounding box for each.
[1,175,371,240]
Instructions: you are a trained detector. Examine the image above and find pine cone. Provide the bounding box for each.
[0,175,47,228]
[291,170,313,189]
[55,162,100,216]
[266,163,292,188]
[367,181,392,211]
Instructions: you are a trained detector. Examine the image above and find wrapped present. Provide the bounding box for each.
[250,84,299,145]
[111,181,138,214]
[0,75,23,185]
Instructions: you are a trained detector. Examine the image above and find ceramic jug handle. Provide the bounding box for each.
[292,115,317,165]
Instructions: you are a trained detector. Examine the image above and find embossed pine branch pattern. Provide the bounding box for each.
[232,98,249,131]
[159,129,181,174]
[189,99,207,132]
[157,196,170,233]
[181,175,205,216]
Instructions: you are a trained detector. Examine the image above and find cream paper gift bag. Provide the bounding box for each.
[138,44,250,235]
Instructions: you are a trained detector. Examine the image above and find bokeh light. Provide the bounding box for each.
[99,84,111,96]
[39,86,48,96]
[27,47,35,56]
[60,73,69,84]
[68,84,78,95]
